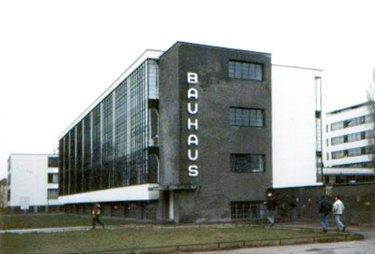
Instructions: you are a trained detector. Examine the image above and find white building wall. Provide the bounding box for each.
[272,65,322,188]
[58,184,160,205]
[8,154,59,208]
[323,103,373,168]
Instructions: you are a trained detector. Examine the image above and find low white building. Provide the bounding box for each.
[272,64,323,188]
[323,102,375,184]
[7,154,60,212]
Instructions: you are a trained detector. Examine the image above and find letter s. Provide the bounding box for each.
[188,165,199,177]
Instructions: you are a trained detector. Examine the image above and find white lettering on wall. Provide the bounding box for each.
[187,102,198,114]
[188,165,199,177]
[187,118,198,130]
[187,134,198,146]
[187,72,198,84]
[187,88,198,99]
[188,149,198,161]
[187,72,199,177]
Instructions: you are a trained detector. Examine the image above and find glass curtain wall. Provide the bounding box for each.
[59,59,159,195]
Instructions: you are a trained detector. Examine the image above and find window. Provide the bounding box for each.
[331,150,346,159]
[331,146,372,160]
[365,115,373,123]
[331,114,372,132]
[230,107,264,128]
[228,60,263,81]
[331,136,344,145]
[331,122,344,131]
[230,154,265,173]
[48,173,58,184]
[48,156,59,167]
[231,201,262,220]
[47,189,59,199]
[347,133,361,142]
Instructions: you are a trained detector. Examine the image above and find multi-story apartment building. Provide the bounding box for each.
[323,102,375,184]
[58,42,322,223]
[7,154,60,212]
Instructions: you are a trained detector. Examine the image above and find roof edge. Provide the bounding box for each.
[58,49,164,139]
[326,101,370,115]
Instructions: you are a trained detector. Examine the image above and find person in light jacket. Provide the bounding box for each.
[332,195,346,232]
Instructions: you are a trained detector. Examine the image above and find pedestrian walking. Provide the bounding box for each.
[265,192,277,226]
[318,195,332,232]
[91,203,105,229]
[332,195,346,232]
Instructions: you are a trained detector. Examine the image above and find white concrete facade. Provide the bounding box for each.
[272,65,323,188]
[58,184,160,204]
[7,154,60,210]
[322,103,375,181]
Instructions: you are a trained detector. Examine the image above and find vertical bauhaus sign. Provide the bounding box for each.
[186,72,199,177]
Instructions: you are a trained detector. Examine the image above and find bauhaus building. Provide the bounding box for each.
[58,42,322,223]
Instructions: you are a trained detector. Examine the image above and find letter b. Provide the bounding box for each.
[187,72,198,84]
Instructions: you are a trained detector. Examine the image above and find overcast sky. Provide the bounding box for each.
[1,0,374,179]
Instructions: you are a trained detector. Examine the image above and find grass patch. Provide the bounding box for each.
[0,215,361,253]
[0,214,126,229]
[0,226,325,253]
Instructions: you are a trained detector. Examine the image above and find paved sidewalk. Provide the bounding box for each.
[191,223,375,254]
[0,226,92,234]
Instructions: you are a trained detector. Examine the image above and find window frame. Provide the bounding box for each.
[228,60,263,81]
[229,107,265,128]
[230,153,265,173]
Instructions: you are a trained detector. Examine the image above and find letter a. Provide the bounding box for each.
[187,88,198,99]
[188,134,198,146]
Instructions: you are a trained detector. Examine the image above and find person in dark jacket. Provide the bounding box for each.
[319,195,332,232]
[265,193,277,226]
[91,203,104,229]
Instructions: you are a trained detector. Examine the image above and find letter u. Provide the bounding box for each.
[187,102,198,114]
[188,149,198,161]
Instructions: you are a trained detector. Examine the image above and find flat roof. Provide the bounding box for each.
[272,63,323,72]
[58,42,324,140]
[326,102,370,115]
[9,153,57,157]
[58,49,164,139]
[167,41,272,57]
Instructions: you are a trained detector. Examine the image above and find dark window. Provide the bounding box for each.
[315,111,321,118]
[230,154,265,173]
[47,189,59,199]
[48,173,59,184]
[230,107,264,128]
[48,156,59,167]
[230,201,262,220]
[228,60,263,81]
